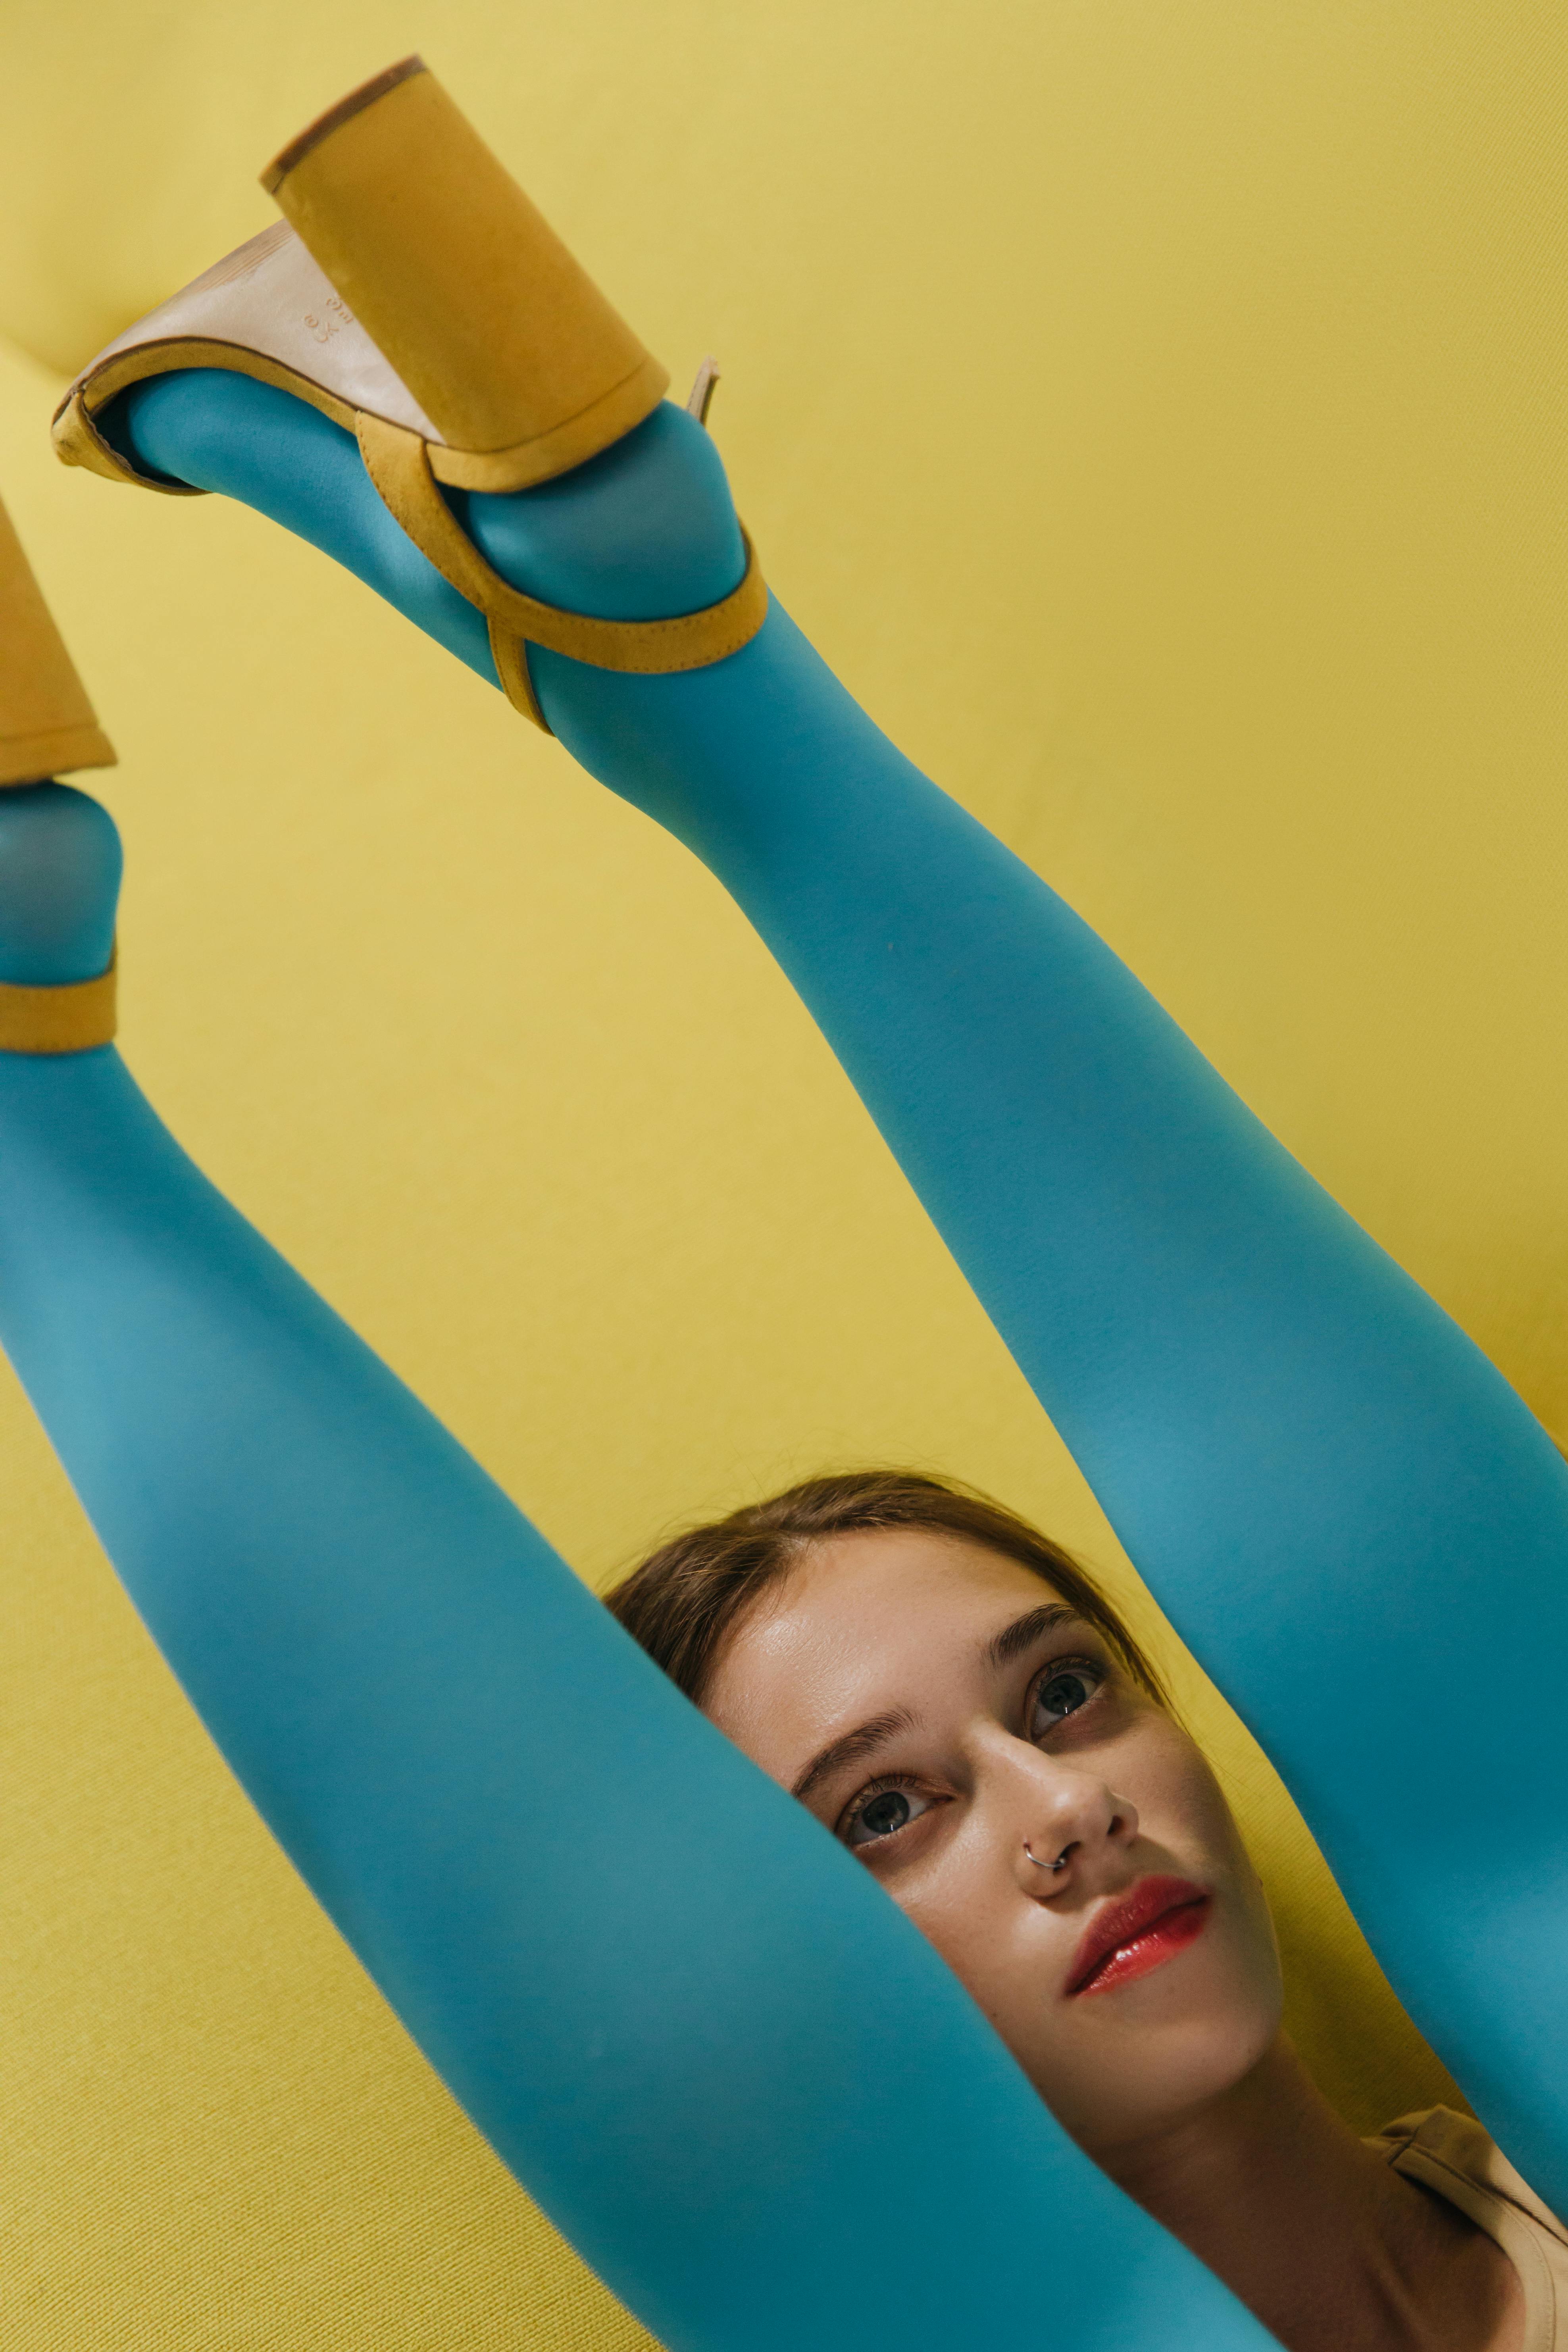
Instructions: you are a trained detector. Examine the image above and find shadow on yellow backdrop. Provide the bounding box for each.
[2,1,1563,2342]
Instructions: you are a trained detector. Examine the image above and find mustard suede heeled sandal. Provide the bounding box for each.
[54,56,768,732]
[0,493,117,1053]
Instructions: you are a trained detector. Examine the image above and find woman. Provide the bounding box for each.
[610,1467,1558,2350]
[6,59,1568,2352]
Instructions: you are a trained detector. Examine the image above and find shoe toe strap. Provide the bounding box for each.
[356,412,769,732]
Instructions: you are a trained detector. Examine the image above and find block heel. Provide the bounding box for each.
[0,498,117,1051]
[55,58,768,732]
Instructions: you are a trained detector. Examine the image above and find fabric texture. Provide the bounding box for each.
[1373,2110,1568,2352]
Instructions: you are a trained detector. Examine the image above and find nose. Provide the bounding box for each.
[995,1738,1139,1895]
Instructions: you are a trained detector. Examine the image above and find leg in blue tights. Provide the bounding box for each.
[14,354,1568,2316]
[0,777,1272,2350]
[111,371,1568,2207]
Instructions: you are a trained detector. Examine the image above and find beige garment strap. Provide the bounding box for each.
[355,411,768,731]
[0,946,116,1054]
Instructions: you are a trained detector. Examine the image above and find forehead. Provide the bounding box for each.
[702,1527,1062,1783]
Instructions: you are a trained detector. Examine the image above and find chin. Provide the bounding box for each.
[1057,2007,1281,2155]
[1020,1921,1283,2156]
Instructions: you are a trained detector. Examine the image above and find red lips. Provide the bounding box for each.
[1065,1874,1210,1997]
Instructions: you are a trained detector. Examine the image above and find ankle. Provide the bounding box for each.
[435,400,746,623]
[0,785,122,986]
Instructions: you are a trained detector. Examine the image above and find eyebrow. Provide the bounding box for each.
[987,1601,1081,1668]
[791,1707,919,1803]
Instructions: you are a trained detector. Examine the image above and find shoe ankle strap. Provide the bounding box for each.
[356,412,768,731]
[0,948,117,1054]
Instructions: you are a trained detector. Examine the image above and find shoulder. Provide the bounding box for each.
[1372,2108,1568,2348]
[1370,2106,1568,2252]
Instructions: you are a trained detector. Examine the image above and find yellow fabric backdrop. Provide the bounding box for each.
[1,2,1562,2342]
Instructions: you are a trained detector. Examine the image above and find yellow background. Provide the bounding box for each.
[1,2,1562,2342]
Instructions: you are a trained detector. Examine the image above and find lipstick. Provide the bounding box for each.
[1066,1875,1210,1997]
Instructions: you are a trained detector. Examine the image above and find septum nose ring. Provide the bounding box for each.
[1024,1841,1071,1874]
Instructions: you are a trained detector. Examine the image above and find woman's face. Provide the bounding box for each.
[702,1529,1282,2160]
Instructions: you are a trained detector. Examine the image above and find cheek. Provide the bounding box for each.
[1147,1741,1282,1996]
[1131,1723,1251,1870]
[877,1817,1053,2025]
[1181,1751,1272,1899]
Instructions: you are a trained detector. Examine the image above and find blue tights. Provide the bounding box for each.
[2,372,1565,2349]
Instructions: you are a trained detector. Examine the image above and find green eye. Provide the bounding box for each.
[1030,1661,1104,1736]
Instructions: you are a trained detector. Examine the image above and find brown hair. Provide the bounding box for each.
[606,1468,1169,1712]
